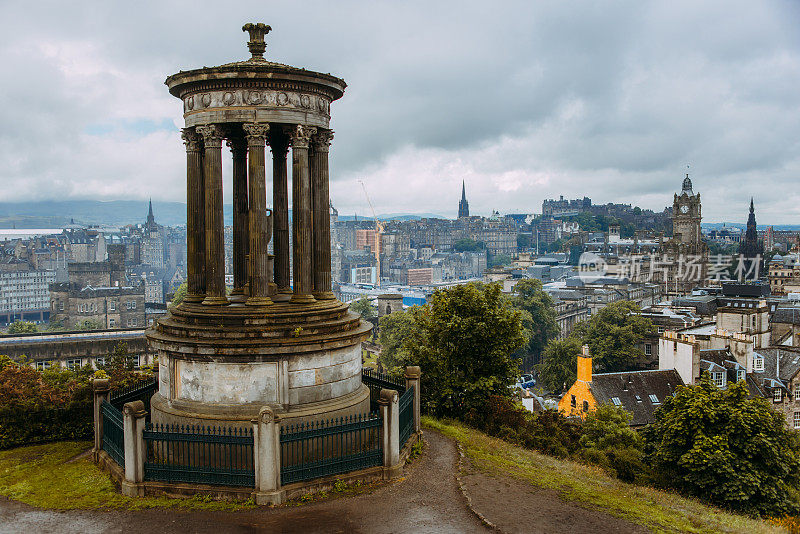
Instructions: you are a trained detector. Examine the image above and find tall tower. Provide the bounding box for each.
[672,174,702,247]
[458,180,470,218]
[738,198,765,279]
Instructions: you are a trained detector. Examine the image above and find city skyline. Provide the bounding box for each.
[1,1,799,222]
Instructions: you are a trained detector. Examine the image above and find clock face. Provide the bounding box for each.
[680,205,689,214]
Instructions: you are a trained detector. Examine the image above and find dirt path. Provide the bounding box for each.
[458,454,651,534]
[0,431,486,534]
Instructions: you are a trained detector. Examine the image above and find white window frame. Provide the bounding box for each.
[713,372,726,388]
[649,394,660,404]
[644,343,652,356]
[95,357,105,368]
[794,412,800,429]
[109,301,115,311]
[774,388,782,402]
[795,387,800,402]
[66,359,80,370]
[754,356,764,371]
[737,370,746,382]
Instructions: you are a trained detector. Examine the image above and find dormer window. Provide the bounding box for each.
[754,355,764,371]
[611,397,621,406]
[712,372,726,388]
[649,394,660,405]
[774,388,783,403]
[737,370,745,382]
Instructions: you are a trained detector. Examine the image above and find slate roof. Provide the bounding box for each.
[672,295,718,316]
[589,369,684,427]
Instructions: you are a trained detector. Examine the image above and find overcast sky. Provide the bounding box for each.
[1,1,799,223]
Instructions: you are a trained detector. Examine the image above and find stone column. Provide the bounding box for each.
[404,366,422,433]
[181,128,205,303]
[92,378,111,462]
[270,129,291,299]
[378,388,401,478]
[288,125,316,304]
[243,123,272,306]
[311,130,335,300]
[252,406,285,505]
[197,125,227,305]
[228,135,249,300]
[121,400,147,497]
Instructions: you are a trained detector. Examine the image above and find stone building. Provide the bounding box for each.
[0,263,55,326]
[457,180,469,218]
[737,199,765,279]
[50,284,145,329]
[768,254,800,295]
[141,200,166,269]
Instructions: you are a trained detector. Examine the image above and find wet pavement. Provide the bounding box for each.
[0,430,487,534]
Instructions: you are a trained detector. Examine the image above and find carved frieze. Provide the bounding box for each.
[183,88,330,117]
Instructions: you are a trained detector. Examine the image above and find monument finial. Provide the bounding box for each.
[242,23,272,61]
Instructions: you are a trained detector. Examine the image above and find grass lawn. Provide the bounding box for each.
[423,417,782,534]
[0,441,256,511]
[362,349,379,370]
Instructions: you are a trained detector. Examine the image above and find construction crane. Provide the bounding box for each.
[359,180,384,288]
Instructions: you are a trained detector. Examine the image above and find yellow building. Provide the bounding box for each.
[559,345,684,427]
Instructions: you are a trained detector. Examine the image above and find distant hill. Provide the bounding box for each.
[337,213,448,222]
[703,222,800,231]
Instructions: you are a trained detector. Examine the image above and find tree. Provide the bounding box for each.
[516,234,532,249]
[6,321,38,334]
[642,375,800,517]
[74,319,103,331]
[349,296,377,320]
[378,307,424,373]
[488,254,513,268]
[171,281,187,307]
[385,282,526,417]
[572,300,653,372]
[580,404,644,482]
[507,279,559,359]
[536,338,581,393]
[453,238,485,252]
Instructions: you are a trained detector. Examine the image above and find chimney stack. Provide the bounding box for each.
[577,345,592,383]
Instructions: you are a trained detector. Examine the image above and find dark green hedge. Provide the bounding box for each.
[0,402,93,450]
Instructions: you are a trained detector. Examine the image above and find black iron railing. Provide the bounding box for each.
[101,400,125,466]
[111,376,158,415]
[143,423,255,487]
[280,412,383,485]
[399,385,414,447]
[362,368,405,409]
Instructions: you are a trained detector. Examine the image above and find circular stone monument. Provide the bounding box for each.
[148,23,372,429]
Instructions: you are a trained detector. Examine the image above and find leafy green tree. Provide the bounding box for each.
[516,234,532,249]
[508,279,559,358]
[536,338,581,393]
[378,307,424,373]
[6,321,38,334]
[488,254,513,268]
[171,281,187,307]
[572,300,653,372]
[388,283,526,417]
[580,404,645,482]
[349,296,377,319]
[642,375,800,517]
[74,319,103,331]
[453,238,485,252]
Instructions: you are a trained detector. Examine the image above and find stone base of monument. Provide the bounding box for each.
[147,299,373,432]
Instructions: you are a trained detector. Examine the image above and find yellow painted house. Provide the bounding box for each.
[558,345,684,427]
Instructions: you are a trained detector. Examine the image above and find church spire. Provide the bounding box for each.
[458,180,470,218]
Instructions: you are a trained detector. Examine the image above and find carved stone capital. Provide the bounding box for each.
[196,124,224,148]
[258,405,280,424]
[287,124,316,149]
[243,123,270,146]
[181,128,203,153]
[226,136,248,156]
[311,129,334,153]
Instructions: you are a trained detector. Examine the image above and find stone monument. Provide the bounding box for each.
[148,23,372,429]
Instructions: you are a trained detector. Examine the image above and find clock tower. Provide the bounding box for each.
[672,174,702,246]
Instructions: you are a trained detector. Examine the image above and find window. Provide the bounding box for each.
[127,317,137,327]
[657,326,665,334]
[66,359,80,370]
[582,400,589,413]
[795,387,800,402]
[795,412,800,429]
[774,388,783,402]
[109,300,116,311]
[571,395,576,408]
[35,360,52,371]
[649,394,660,404]
[644,343,652,356]
[754,355,764,371]
[611,397,621,406]
[95,357,105,368]
[109,318,116,327]
[737,370,746,382]
[713,372,726,388]
[635,395,642,403]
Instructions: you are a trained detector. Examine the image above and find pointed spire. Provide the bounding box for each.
[461,180,466,201]
[750,197,754,213]
[148,198,154,219]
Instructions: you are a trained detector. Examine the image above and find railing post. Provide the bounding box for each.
[121,400,147,497]
[92,378,111,462]
[378,388,401,479]
[253,406,285,505]
[404,366,422,433]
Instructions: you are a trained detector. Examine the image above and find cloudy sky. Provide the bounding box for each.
[1,1,799,223]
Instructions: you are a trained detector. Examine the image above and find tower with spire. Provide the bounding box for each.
[458,180,470,218]
[738,198,765,279]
